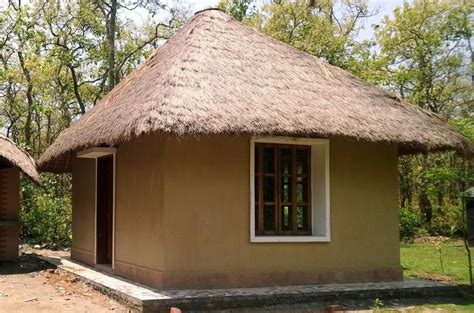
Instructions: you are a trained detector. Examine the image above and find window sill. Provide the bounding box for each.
[250,235,330,243]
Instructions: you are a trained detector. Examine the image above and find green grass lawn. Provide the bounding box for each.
[396,241,474,312]
[401,240,473,284]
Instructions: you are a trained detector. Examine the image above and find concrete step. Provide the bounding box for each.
[37,254,461,313]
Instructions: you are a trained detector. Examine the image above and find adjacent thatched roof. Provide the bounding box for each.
[0,135,40,183]
[39,8,473,172]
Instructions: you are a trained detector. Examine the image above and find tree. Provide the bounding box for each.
[243,0,376,72]
[0,0,188,152]
[373,0,473,225]
[374,0,472,116]
[0,0,191,246]
[218,0,255,21]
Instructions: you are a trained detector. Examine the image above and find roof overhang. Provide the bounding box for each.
[77,147,116,159]
[464,187,474,199]
[0,135,40,183]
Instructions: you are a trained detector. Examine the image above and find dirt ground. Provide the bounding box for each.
[1,251,473,313]
[0,254,128,313]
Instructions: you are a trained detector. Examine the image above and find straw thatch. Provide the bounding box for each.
[39,8,473,172]
[0,135,40,183]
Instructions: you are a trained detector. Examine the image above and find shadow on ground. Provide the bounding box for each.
[0,253,55,275]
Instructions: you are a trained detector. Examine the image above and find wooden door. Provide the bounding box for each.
[96,156,113,264]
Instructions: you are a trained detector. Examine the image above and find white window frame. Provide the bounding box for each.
[250,137,330,243]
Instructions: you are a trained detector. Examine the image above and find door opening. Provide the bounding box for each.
[96,155,114,265]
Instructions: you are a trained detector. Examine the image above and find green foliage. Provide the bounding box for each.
[0,0,190,248]
[451,118,474,141]
[19,174,72,248]
[428,205,464,237]
[371,298,384,309]
[218,0,255,21]
[242,0,374,72]
[378,0,473,236]
[400,204,465,240]
[373,0,472,115]
[0,1,188,154]
[399,207,420,241]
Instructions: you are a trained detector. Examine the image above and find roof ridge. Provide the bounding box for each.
[194,7,225,15]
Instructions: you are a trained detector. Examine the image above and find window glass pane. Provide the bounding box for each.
[263,176,275,202]
[254,143,313,236]
[296,148,309,175]
[281,205,292,231]
[263,147,275,173]
[297,206,309,231]
[281,176,292,203]
[254,145,259,173]
[280,148,292,175]
[264,205,275,232]
[255,176,259,202]
[296,176,309,203]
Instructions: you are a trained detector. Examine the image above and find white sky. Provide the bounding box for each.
[186,0,408,40]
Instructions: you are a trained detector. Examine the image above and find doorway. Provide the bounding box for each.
[96,155,114,265]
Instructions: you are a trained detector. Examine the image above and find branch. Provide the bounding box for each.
[93,73,108,106]
[67,64,86,115]
[115,23,171,74]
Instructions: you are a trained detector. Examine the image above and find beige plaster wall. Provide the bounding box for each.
[71,134,401,289]
[113,134,165,287]
[160,135,401,288]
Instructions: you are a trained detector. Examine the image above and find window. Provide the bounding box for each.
[250,137,330,243]
[254,144,312,235]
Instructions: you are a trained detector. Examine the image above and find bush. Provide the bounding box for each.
[399,204,463,241]
[427,204,463,237]
[19,174,72,248]
[399,207,420,241]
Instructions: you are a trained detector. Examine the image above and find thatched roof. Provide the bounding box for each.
[39,8,473,172]
[0,135,40,183]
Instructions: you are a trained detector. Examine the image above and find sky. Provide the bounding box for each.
[186,0,408,40]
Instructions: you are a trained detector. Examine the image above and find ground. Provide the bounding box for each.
[0,254,127,312]
[1,241,474,312]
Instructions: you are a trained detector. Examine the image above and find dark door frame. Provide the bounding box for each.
[95,155,114,265]
[76,147,117,268]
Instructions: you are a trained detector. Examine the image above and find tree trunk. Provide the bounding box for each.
[468,26,473,86]
[46,112,52,146]
[419,154,433,224]
[17,51,34,149]
[399,157,413,208]
[107,0,118,91]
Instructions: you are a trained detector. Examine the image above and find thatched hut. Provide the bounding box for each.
[39,9,472,289]
[0,135,39,261]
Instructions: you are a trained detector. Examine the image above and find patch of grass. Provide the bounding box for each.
[385,297,474,312]
[420,302,474,312]
[375,290,474,312]
[397,242,474,311]
[401,241,473,284]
